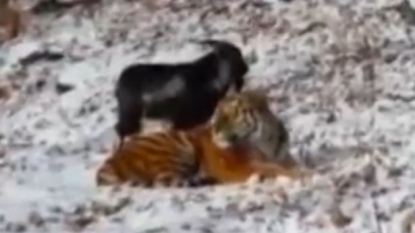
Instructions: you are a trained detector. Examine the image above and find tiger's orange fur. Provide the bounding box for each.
[96,126,304,187]
[96,129,207,187]
[195,127,303,184]
[212,89,298,168]
[96,90,309,188]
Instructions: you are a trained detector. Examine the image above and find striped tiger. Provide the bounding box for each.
[212,89,298,168]
[96,90,305,187]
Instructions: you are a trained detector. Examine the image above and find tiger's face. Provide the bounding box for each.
[211,90,268,148]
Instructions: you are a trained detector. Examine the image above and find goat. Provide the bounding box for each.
[114,39,248,147]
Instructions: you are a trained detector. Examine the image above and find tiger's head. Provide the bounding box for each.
[210,89,270,149]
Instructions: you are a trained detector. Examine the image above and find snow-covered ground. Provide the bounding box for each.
[1,0,415,232]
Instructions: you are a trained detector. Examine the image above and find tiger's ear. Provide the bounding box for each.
[226,84,238,96]
[210,98,228,126]
[210,103,221,123]
[243,89,269,111]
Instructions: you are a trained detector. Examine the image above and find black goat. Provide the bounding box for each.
[114,39,248,147]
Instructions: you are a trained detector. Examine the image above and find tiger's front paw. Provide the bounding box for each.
[294,167,313,182]
[277,166,312,181]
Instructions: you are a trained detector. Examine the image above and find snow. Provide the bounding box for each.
[1,0,415,232]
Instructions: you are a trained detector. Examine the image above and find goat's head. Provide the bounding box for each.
[195,39,248,92]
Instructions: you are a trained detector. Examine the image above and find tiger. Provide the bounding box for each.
[96,90,306,187]
[211,89,298,168]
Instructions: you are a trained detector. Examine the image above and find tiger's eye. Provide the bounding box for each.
[227,132,239,142]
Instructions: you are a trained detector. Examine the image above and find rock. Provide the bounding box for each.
[55,83,74,95]
[0,85,11,100]
[27,211,45,228]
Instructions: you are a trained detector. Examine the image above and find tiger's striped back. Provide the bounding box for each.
[96,129,215,187]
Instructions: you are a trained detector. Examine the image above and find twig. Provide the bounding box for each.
[370,190,383,233]
[19,50,64,66]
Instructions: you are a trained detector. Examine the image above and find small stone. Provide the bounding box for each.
[56,83,74,95]
[67,216,95,231]
[0,85,11,100]
[5,222,27,232]
[329,207,352,228]
[28,211,45,227]
[181,223,192,230]
[326,112,336,123]
[383,53,398,63]
[49,206,63,214]
[35,80,46,91]
[0,148,5,158]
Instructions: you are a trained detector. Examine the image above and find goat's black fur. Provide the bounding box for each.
[114,39,248,146]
